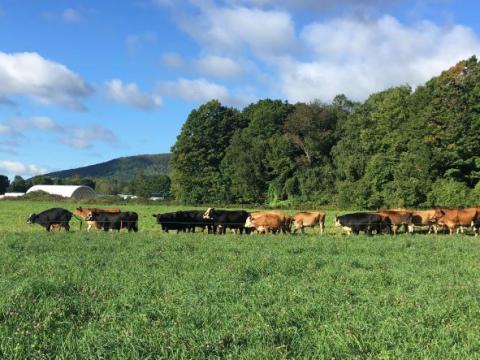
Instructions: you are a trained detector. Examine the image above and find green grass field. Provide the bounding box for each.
[0,200,479,359]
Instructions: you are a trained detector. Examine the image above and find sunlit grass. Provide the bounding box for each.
[0,200,479,358]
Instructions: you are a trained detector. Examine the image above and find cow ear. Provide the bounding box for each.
[152,214,157,218]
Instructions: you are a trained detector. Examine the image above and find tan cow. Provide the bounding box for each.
[433,208,479,235]
[409,209,444,234]
[376,210,413,235]
[74,207,121,231]
[245,212,292,234]
[292,211,325,234]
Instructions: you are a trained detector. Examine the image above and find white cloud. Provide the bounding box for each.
[228,0,398,11]
[180,5,296,56]
[0,52,92,110]
[0,116,63,139]
[62,8,82,22]
[61,126,118,149]
[161,52,186,68]
[105,79,162,109]
[13,116,63,132]
[125,32,156,53]
[279,16,480,102]
[0,160,48,177]
[158,77,229,103]
[0,116,118,151]
[194,55,244,79]
[157,77,255,107]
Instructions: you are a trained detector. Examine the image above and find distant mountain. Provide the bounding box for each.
[45,154,171,181]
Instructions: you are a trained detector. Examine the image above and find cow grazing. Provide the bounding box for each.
[292,211,325,234]
[245,212,291,234]
[153,211,212,233]
[27,208,73,232]
[203,208,250,234]
[335,213,390,235]
[433,208,479,235]
[74,207,121,231]
[376,210,413,235]
[85,211,138,232]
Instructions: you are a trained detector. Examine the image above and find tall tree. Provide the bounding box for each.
[222,99,294,204]
[170,100,247,203]
[8,176,29,193]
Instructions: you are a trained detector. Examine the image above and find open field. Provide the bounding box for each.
[0,201,479,358]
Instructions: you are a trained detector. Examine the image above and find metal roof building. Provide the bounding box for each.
[27,185,96,200]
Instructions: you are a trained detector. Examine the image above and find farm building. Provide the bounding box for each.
[27,185,96,200]
[0,192,25,199]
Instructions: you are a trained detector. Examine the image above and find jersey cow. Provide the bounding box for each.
[376,210,413,235]
[74,207,121,231]
[291,211,325,234]
[27,208,73,232]
[245,212,291,234]
[335,212,390,235]
[85,211,138,232]
[432,208,479,235]
[409,209,444,234]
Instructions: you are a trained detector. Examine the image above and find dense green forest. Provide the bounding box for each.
[171,57,480,208]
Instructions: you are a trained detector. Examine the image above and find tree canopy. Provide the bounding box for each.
[170,57,480,208]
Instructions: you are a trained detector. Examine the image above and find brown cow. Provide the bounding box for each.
[376,210,413,235]
[74,207,121,232]
[292,211,325,234]
[433,208,479,235]
[245,212,291,234]
[409,209,443,234]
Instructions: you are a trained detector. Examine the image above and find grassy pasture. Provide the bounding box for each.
[0,200,479,359]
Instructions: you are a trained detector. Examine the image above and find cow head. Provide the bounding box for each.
[334,215,340,227]
[431,208,445,223]
[203,208,214,220]
[244,216,255,228]
[26,213,37,224]
[85,211,95,221]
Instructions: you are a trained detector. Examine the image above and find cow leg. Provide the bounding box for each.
[65,224,70,232]
[320,222,324,234]
[390,224,397,236]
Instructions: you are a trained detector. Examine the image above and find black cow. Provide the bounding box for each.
[203,208,250,234]
[27,208,73,232]
[472,218,480,237]
[153,211,213,233]
[335,212,390,235]
[86,211,138,232]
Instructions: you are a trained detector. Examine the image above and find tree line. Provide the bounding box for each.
[170,57,480,208]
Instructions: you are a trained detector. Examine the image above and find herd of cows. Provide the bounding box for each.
[25,206,480,236]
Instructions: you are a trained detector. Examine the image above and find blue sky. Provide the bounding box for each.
[0,0,479,179]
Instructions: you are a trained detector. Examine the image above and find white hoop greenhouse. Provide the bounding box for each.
[27,185,96,200]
